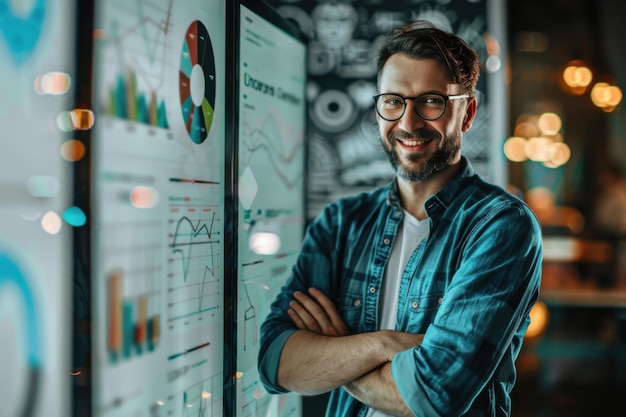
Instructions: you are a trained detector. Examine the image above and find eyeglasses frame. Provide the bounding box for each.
[372,92,471,122]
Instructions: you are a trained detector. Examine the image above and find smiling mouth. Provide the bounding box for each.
[396,137,431,147]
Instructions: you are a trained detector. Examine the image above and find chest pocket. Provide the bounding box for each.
[405,292,443,333]
[338,291,363,332]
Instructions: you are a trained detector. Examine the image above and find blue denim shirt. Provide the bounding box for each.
[258,157,543,417]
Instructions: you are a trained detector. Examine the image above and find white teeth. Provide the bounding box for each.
[398,138,426,146]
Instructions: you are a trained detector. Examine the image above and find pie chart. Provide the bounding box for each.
[179,20,216,144]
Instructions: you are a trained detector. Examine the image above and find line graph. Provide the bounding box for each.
[99,0,174,130]
[167,202,222,330]
[235,8,306,416]
[239,110,304,190]
[171,213,218,279]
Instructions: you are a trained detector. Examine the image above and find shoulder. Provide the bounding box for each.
[445,175,542,242]
[316,183,392,223]
[465,176,535,216]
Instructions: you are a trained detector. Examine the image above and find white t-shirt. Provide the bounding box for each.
[366,211,430,417]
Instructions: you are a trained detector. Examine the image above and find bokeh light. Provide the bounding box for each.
[525,301,549,339]
[41,211,63,235]
[34,72,72,95]
[503,136,528,162]
[591,82,622,112]
[537,112,562,136]
[562,62,593,95]
[525,137,553,162]
[70,109,95,130]
[249,232,281,255]
[507,111,569,168]
[60,139,86,162]
[130,186,159,208]
[62,206,87,227]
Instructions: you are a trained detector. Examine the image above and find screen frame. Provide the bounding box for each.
[223,1,308,416]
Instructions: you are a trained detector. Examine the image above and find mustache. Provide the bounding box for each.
[391,128,441,142]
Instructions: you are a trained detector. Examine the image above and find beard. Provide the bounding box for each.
[381,128,461,182]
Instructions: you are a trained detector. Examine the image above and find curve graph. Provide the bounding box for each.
[167,209,221,329]
[239,110,304,191]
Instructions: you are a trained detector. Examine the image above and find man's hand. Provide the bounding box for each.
[288,287,349,337]
[276,287,423,396]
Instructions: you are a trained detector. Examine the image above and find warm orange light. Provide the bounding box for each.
[606,85,622,106]
[60,140,86,162]
[591,82,610,106]
[546,132,564,143]
[514,121,539,138]
[526,187,556,213]
[503,137,528,162]
[70,109,95,130]
[525,301,549,339]
[563,65,592,88]
[591,82,622,112]
[34,72,72,95]
[548,142,571,167]
[537,112,562,136]
[130,186,159,208]
[562,62,593,95]
[525,137,552,162]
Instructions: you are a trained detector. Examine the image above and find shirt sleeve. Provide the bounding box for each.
[391,200,543,416]
[257,204,339,394]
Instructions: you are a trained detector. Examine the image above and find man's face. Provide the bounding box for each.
[376,54,475,182]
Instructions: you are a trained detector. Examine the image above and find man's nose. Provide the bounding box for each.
[397,100,426,132]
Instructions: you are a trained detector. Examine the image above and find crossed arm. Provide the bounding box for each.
[278,288,423,416]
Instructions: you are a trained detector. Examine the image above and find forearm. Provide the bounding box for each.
[277,329,389,395]
[345,362,413,417]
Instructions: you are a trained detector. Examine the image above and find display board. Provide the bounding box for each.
[235,2,306,416]
[91,0,226,415]
[266,0,501,221]
[0,1,75,416]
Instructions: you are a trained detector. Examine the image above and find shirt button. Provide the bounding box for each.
[438,297,443,304]
[369,287,376,294]
[411,301,419,309]
[383,238,390,245]
[354,299,361,307]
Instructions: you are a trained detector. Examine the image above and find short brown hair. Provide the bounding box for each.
[376,21,480,95]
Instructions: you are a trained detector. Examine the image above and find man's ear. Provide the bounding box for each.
[462,97,477,132]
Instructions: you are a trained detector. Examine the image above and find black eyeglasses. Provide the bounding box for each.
[373,92,470,121]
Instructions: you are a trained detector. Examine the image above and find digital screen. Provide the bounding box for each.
[236,3,306,416]
[0,1,75,416]
[91,0,226,415]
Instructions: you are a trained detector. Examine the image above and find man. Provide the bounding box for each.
[258,21,542,417]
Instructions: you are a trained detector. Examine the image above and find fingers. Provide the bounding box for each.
[294,290,335,335]
[286,288,350,337]
[288,295,324,334]
[308,288,349,336]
